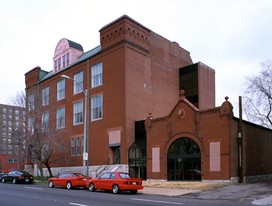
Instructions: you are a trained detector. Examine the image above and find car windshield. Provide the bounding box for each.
[74,173,84,177]
[119,173,132,178]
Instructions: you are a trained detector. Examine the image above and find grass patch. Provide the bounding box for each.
[143,181,229,191]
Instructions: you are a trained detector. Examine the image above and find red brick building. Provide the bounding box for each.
[145,93,272,182]
[25,15,272,181]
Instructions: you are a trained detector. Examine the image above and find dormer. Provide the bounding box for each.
[53,38,83,73]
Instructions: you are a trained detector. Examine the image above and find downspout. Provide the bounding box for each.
[86,59,90,174]
[237,96,243,183]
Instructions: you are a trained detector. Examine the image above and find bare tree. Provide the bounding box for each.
[27,123,67,178]
[10,90,67,179]
[243,60,272,128]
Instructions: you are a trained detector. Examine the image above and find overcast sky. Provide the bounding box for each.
[0,0,271,116]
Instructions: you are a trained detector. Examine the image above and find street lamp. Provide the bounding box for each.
[61,75,89,176]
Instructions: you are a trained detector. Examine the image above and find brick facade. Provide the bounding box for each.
[24,15,272,181]
[146,94,272,181]
[25,15,193,170]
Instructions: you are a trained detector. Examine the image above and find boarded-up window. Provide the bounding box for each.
[152,147,160,172]
[109,130,121,146]
[210,142,220,171]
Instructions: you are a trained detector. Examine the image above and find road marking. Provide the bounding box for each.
[131,198,183,205]
[24,187,43,190]
[69,203,89,206]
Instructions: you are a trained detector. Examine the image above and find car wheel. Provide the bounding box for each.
[48,180,54,188]
[112,184,120,194]
[130,190,138,194]
[2,178,5,183]
[12,179,17,184]
[66,181,72,190]
[88,183,95,192]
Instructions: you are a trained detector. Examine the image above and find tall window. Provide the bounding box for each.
[56,107,65,129]
[42,87,50,106]
[57,58,61,70]
[92,62,103,88]
[66,53,70,66]
[54,60,57,70]
[91,94,103,120]
[28,117,34,135]
[71,138,75,156]
[71,137,83,156]
[76,138,81,155]
[57,79,65,100]
[74,71,83,94]
[42,112,49,131]
[62,55,66,68]
[73,101,83,125]
[28,94,34,111]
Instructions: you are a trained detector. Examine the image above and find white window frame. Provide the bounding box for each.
[74,71,83,94]
[92,62,103,88]
[73,101,83,125]
[56,107,65,129]
[91,94,103,121]
[57,79,65,100]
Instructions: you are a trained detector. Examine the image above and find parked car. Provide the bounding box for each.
[1,170,34,184]
[86,172,143,194]
[0,171,5,180]
[48,172,91,190]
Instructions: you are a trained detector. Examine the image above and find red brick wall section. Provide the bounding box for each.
[146,98,234,180]
[243,122,272,176]
[198,62,215,110]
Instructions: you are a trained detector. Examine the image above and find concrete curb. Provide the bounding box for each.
[139,187,200,196]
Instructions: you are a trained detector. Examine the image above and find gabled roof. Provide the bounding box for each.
[170,90,199,114]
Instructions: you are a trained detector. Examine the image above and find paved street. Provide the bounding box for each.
[0,182,248,206]
[194,181,272,205]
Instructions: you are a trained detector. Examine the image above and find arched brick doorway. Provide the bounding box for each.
[167,137,201,181]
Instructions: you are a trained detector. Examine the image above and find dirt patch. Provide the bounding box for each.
[143,181,229,191]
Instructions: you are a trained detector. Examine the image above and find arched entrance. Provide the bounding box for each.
[167,137,201,181]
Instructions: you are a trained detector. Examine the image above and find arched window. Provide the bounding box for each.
[167,137,201,181]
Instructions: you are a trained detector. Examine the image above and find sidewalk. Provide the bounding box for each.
[140,180,272,205]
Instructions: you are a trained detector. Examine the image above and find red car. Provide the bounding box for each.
[86,172,143,194]
[48,172,91,189]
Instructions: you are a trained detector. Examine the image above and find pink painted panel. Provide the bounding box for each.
[108,130,121,145]
[152,147,160,172]
[210,142,220,171]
